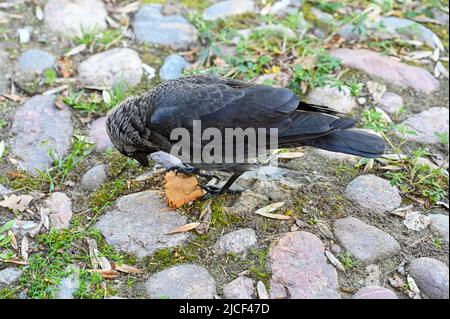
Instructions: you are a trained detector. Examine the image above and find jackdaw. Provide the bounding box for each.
[106,74,385,195]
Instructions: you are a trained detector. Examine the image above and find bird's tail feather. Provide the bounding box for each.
[297,101,347,117]
[302,129,386,158]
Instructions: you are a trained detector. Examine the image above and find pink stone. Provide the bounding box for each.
[330,49,439,94]
[353,286,398,299]
[89,116,113,151]
[269,231,340,299]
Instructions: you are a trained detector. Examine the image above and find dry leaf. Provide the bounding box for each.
[196,201,212,235]
[87,269,120,279]
[167,222,201,235]
[94,248,112,270]
[21,236,29,261]
[114,264,143,274]
[8,230,18,250]
[58,56,74,78]
[65,44,87,57]
[257,281,269,299]
[296,56,316,71]
[87,239,99,269]
[55,96,65,110]
[164,171,204,209]
[325,250,345,272]
[277,151,305,159]
[254,202,289,220]
[0,194,33,212]
[35,5,43,20]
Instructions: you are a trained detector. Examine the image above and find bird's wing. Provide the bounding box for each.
[148,80,299,137]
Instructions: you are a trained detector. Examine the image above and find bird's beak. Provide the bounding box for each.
[133,152,149,167]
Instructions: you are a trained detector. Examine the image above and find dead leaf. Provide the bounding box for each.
[167,222,201,235]
[35,5,44,20]
[21,236,29,261]
[87,239,99,269]
[296,56,317,71]
[54,96,66,110]
[388,273,405,289]
[325,250,345,272]
[8,230,18,250]
[257,281,269,299]
[164,171,204,209]
[93,248,112,270]
[65,44,87,57]
[277,151,305,159]
[86,269,120,279]
[0,194,33,212]
[114,263,143,274]
[58,56,74,78]
[196,200,212,234]
[254,202,289,220]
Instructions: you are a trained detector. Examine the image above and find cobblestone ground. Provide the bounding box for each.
[0,0,448,299]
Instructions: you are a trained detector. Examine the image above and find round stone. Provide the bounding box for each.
[222,276,255,299]
[379,92,404,114]
[213,228,257,255]
[353,286,398,299]
[78,48,143,88]
[345,174,401,213]
[18,49,55,74]
[409,257,449,299]
[334,217,400,264]
[269,231,340,299]
[80,164,107,192]
[306,85,357,114]
[145,264,216,299]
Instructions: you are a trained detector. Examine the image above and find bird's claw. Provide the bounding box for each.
[167,165,199,176]
[200,185,241,199]
[167,165,221,181]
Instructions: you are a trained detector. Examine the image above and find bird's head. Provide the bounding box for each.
[105,97,155,167]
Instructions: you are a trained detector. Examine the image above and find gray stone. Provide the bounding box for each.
[145,264,216,299]
[0,184,11,196]
[213,228,257,255]
[159,54,189,81]
[330,49,439,94]
[269,231,340,299]
[310,7,338,30]
[150,151,182,169]
[78,48,142,88]
[353,286,398,299]
[44,0,107,37]
[55,265,80,299]
[203,0,255,21]
[0,49,10,94]
[409,257,449,299]
[429,214,449,244]
[398,107,449,145]
[89,116,113,151]
[45,192,73,229]
[345,174,401,213]
[223,276,255,299]
[334,217,400,263]
[133,5,198,50]
[81,164,107,192]
[225,190,269,215]
[10,95,73,174]
[379,92,404,114]
[18,49,55,74]
[96,191,190,257]
[339,16,444,49]
[306,85,357,114]
[0,267,23,288]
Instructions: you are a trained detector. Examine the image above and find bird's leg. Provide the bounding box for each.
[201,172,243,198]
[167,164,220,181]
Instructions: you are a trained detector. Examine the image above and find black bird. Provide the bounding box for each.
[106,74,385,195]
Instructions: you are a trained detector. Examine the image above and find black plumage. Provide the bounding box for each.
[106,74,385,194]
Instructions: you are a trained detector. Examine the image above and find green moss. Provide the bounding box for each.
[245,247,272,288]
